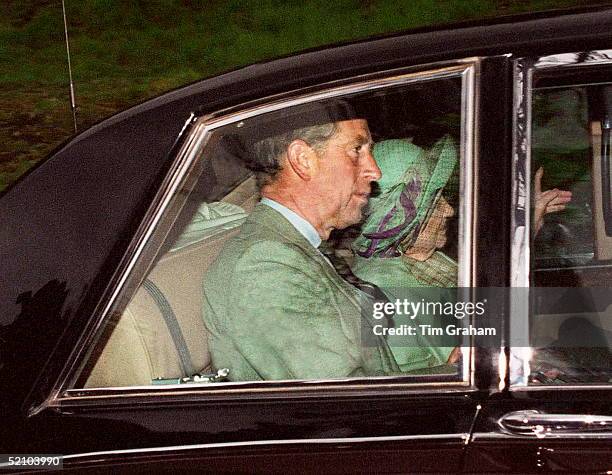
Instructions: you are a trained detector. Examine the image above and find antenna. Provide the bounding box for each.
[61,0,78,133]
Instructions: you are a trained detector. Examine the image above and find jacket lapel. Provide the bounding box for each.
[248,204,364,306]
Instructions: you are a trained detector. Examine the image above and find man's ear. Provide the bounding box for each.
[285,139,317,181]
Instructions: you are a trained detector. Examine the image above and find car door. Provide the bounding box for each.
[2,58,507,473]
[466,50,612,473]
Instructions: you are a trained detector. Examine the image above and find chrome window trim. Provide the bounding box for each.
[510,383,612,392]
[45,59,480,411]
[536,262,612,272]
[534,50,612,69]
[508,57,535,388]
[510,48,612,390]
[58,382,477,408]
[458,60,478,287]
[457,61,479,385]
[472,431,612,441]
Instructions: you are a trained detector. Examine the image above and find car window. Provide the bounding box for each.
[527,65,612,385]
[532,87,593,267]
[72,65,477,390]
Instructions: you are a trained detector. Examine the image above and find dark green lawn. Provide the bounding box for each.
[0,0,607,190]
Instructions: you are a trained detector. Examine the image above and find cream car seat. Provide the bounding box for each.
[85,177,258,387]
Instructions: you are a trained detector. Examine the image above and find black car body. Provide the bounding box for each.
[1,7,611,473]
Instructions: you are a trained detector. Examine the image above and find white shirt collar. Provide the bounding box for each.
[261,197,322,248]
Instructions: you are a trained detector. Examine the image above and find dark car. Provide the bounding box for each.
[1,7,611,473]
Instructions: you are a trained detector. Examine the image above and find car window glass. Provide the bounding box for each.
[529,76,612,386]
[73,70,474,390]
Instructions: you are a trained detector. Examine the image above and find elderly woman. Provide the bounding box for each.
[352,137,458,288]
[350,137,573,374]
[351,136,459,373]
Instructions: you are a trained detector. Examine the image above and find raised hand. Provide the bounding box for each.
[534,167,573,235]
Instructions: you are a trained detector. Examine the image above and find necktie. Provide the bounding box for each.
[318,242,390,304]
[318,242,394,334]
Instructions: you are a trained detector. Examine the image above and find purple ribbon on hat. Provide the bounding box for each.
[357,178,421,258]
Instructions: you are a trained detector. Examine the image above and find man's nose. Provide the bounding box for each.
[364,149,382,181]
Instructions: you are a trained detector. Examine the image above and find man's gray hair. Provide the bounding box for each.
[252,122,338,188]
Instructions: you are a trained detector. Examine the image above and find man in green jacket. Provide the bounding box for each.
[203,106,401,381]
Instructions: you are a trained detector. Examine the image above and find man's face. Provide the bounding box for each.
[311,119,380,237]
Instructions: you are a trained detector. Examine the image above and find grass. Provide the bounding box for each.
[0,0,608,190]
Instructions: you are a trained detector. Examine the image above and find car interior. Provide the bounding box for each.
[77,78,465,388]
[530,77,612,384]
[76,73,611,389]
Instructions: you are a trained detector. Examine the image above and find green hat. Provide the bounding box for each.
[373,139,424,193]
[352,135,457,258]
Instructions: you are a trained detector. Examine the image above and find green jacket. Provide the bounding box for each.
[203,203,400,381]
